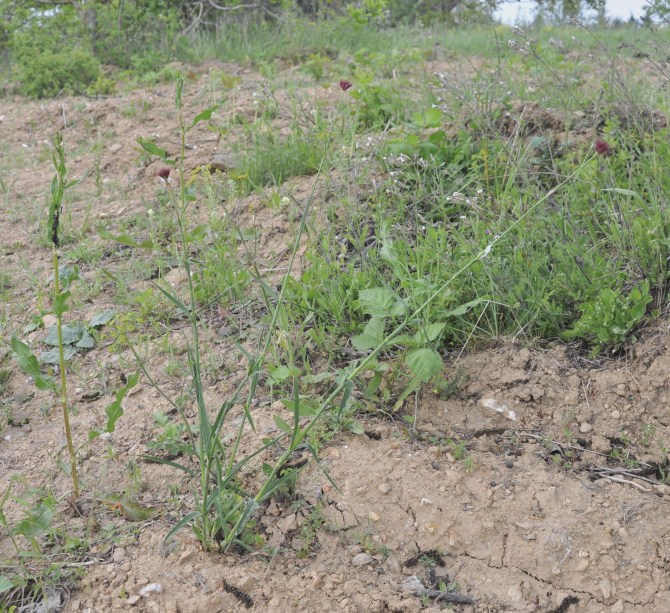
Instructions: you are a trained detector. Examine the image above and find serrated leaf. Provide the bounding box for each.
[351,333,379,351]
[53,290,70,317]
[406,348,443,382]
[11,336,57,392]
[268,365,292,383]
[414,322,446,344]
[90,308,115,327]
[357,287,396,316]
[40,346,77,364]
[0,576,14,593]
[412,107,443,128]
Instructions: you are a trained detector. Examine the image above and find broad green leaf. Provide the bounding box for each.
[0,576,13,593]
[103,373,139,434]
[412,107,443,128]
[76,329,95,349]
[281,397,318,416]
[357,287,396,316]
[366,371,383,396]
[53,291,70,317]
[14,501,54,538]
[44,322,84,346]
[97,228,154,250]
[352,315,387,350]
[406,348,443,382]
[389,300,408,317]
[348,420,364,434]
[414,322,446,344]
[351,334,379,351]
[39,346,77,364]
[268,365,292,383]
[137,137,175,165]
[46,264,78,286]
[90,309,115,327]
[11,336,56,392]
[188,105,217,130]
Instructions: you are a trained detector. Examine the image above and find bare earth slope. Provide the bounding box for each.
[2,66,670,613]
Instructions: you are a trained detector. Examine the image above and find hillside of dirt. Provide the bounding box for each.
[2,58,670,613]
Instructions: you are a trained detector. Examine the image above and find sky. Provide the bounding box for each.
[495,0,649,24]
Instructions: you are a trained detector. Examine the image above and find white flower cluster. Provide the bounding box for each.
[445,189,484,206]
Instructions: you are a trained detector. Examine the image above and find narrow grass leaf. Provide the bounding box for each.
[273,414,292,433]
[141,455,197,476]
[152,281,190,314]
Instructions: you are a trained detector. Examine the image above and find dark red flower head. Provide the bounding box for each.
[339,80,353,92]
[594,139,612,156]
[157,167,171,180]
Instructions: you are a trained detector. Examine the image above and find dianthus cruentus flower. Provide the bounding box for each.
[157,167,171,180]
[594,139,612,156]
[339,80,353,92]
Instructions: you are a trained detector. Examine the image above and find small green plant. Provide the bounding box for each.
[11,135,137,498]
[297,503,325,558]
[11,135,84,497]
[146,411,195,459]
[563,281,652,355]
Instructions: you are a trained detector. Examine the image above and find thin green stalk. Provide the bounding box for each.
[52,247,80,498]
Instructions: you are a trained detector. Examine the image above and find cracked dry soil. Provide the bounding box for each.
[2,65,670,613]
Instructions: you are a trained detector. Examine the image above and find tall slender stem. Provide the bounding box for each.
[53,246,80,498]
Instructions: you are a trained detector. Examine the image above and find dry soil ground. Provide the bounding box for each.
[2,62,670,613]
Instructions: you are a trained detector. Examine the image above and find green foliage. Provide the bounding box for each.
[15,48,99,99]
[563,282,653,355]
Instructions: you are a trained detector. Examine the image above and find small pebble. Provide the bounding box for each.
[378,483,391,494]
[351,553,373,567]
[579,422,593,433]
[139,583,163,597]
